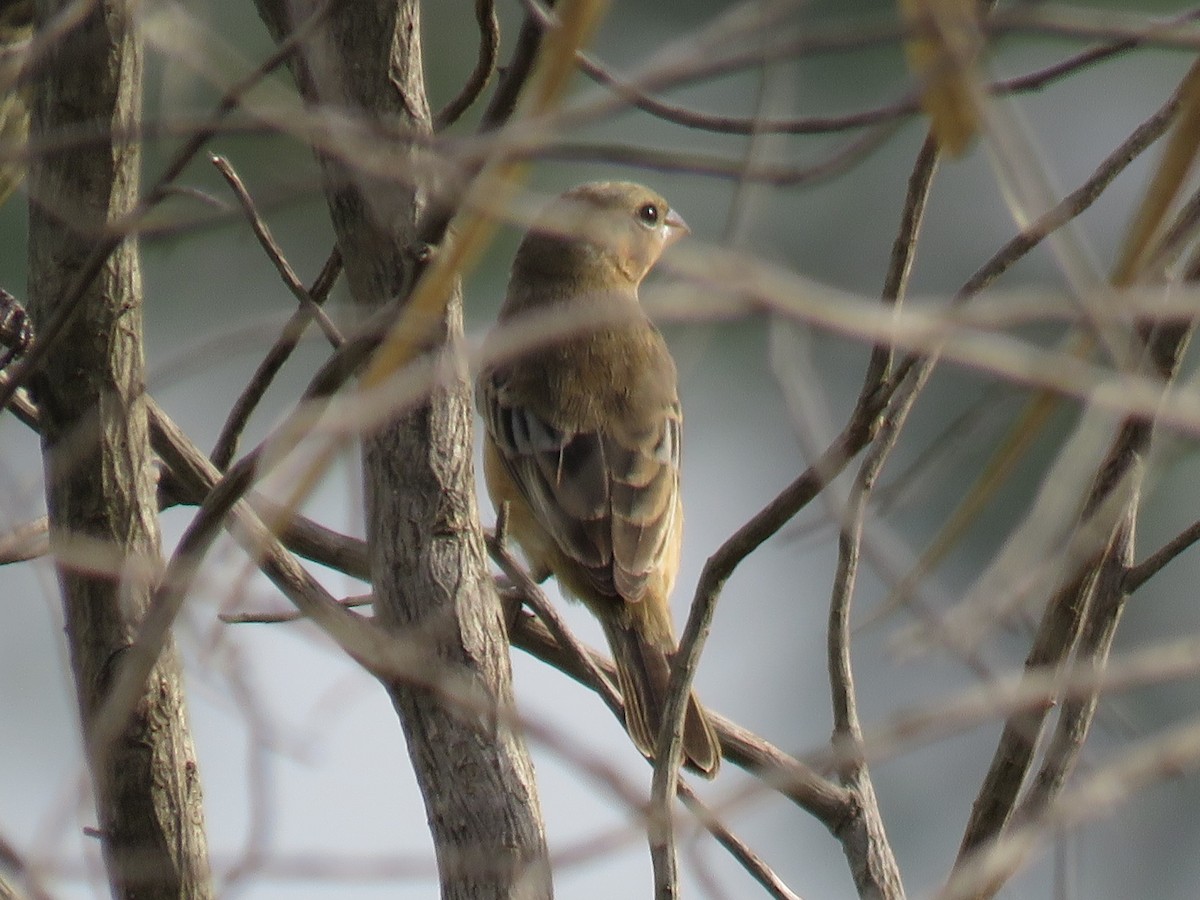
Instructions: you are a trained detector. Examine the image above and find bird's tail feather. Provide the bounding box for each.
[601,620,721,778]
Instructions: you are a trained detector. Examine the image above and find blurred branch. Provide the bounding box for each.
[892,55,1200,650]
[866,71,1183,630]
[566,9,1200,137]
[87,316,395,776]
[219,593,370,623]
[151,399,371,580]
[0,830,48,900]
[991,6,1200,51]
[1110,57,1200,287]
[528,122,898,185]
[0,515,45,564]
[0,386,371,580]
[950,256,1200,900]
[941,712,1200,900]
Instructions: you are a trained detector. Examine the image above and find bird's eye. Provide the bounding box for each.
[636,202,661,227]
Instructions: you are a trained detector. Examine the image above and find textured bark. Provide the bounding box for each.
[27,2,211,897]
[253,2,550,897]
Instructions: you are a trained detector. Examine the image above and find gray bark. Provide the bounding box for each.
[27,1,212,897]
[253,2,551,897]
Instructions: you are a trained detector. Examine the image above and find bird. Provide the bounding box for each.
[476,181,721,778]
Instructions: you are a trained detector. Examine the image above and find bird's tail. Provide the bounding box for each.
[601,619,721,779]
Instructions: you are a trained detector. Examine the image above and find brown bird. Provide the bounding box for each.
[477,181,720,778]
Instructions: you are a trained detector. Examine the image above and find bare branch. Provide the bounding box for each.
[29,0,213,893]
[942,714,1200,900]
[528,123,899,186]
[209,154,343,347]
[677,786,803,900]
[816,130,940,900]
[478,1,551,132]
[569,11,1196,137]
[433,0,499,130]
[1124,516,1200,591]
[951,280,1199,900]
[208,245,343,471]
[0,0,334,414]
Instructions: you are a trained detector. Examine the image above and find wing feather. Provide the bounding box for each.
[479,348,680,604]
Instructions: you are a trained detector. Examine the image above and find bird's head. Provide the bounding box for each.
[511,181,689,291]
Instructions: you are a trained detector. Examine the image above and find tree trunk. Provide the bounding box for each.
[253,2,551,897]
[27,1,211,897]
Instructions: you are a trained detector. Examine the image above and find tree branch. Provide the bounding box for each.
[433,0,499,130]
[28,2,211,895]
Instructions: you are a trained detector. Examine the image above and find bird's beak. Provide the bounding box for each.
[663,208,690,247]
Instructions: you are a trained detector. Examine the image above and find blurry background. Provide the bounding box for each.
[3,0,1200,897]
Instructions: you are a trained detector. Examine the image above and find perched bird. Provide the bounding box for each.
[477,181,720,778]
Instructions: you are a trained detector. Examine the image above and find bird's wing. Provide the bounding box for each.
[479,368,681,604]
[606,409,681,602]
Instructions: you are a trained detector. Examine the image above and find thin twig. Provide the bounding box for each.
[0,0,336,413]
[478,0,550,132]
[434,0,499,130]
[869,76,1183,630]
[677,785,803,900]
[826,392,914,900]
[957,80,1181,305]
[644,398,891,898]
[219,594,371,624]
[486,532,622,718]
[506,606,856,831]
[209,247,343,470]
[528,122,899,186]
[863,133,939,394]
[209,153,343,347]
[570,11,1199,137]
[821,128,938,900]
[1124,517,1200,591]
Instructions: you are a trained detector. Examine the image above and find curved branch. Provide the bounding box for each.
[434,0,499,130]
